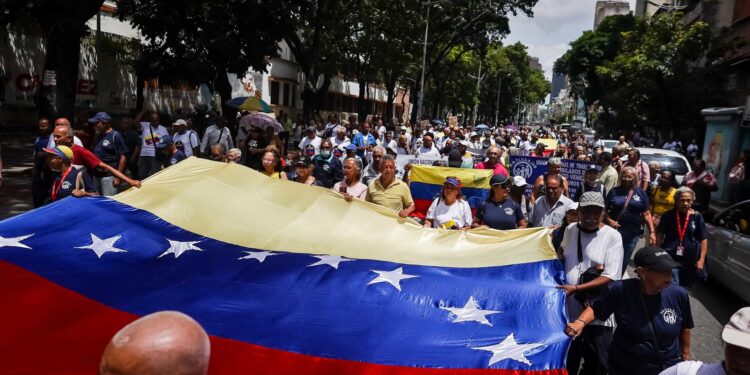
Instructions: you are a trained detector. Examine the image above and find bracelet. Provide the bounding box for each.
[575,319,587,325]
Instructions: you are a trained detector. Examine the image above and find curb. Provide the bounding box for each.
[2,167,33,177]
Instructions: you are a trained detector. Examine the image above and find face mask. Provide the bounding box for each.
[320,150,332,159]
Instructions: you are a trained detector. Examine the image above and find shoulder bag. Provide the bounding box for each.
[574,226,604,307]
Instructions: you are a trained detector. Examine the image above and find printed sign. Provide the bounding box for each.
[510,156,599,198]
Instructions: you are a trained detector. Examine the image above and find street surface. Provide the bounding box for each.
[0,134,746,363]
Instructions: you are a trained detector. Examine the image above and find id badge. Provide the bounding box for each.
[676,245,684,256]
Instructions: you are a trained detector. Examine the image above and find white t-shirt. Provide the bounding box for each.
[561,224,624,327]
[173,130,200,157]
[139,123,169,157]
[659,361,725,375]
[299,136,322,155]
[330,136,351,150]
[416,146,441,157]
[426,198,472,229]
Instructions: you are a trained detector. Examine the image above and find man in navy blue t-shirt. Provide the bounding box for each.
[155,135,187,168]
[91,112,129,196]
[44,145,98,202]
[565,246,693,375]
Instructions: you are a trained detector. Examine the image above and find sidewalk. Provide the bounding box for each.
[1,134,35,177]
[1,134,35,220]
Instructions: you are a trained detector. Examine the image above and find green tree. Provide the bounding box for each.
[118,0,291,118]
[1,0,105,120]
[554,14,636,125]
[597,12,712,129]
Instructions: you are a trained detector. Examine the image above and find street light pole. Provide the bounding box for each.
[469,60,485,126]
[417,5,430,121]
[494,75,503,126]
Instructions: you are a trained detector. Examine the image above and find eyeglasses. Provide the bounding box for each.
[492,184,511,189]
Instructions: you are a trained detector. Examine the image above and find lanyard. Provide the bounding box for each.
[51,167,73,201]
[675,210,690,244]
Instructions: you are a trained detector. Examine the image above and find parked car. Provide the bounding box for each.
[706,200,750,303]
[601,139,619,153]
[620,148,692,185]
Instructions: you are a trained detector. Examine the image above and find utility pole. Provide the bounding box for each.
[515,88,522,126]
[494,75,504,126]
[468,60,485,127]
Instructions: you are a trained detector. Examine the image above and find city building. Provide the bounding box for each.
[550,73,568,101]
[594,1,631,28]
[529,57,542,72]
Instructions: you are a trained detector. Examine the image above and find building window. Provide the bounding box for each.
[291,85,296,108]
[270,81,280,105]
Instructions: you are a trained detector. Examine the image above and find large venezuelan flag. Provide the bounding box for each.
[0,158,569,374]
[409,165,494,219]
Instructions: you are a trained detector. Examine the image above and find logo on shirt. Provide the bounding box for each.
[170,158,178,165]
[504,207,515,216]
[102,140,110,147]
[633,195,641,202]
[62,181,72,190]
[661,308,677,325]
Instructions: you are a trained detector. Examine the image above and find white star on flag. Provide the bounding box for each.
[0,234,34,250]
[367,267,418,291]
[473,333,544,366]
[75,234,127,258]
[441,296,502,326]
[307,255,354,269]
[238,251,278,263]
[158,240,203,258]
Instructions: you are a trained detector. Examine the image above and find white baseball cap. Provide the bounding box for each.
[512,176,527,187]
[723,307,750,350]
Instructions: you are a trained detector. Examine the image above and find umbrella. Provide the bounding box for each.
[225,96,273,113]
[504,124,518,131]
[475,124,489,131]
[431,119,446,126]
[239,112,284,133]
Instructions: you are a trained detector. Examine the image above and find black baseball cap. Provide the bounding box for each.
[633,246,681,272]
[490,174,510,186]
[295,155,313,167]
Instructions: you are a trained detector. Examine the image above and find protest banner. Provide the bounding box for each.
[395,154,474,171]
[448,116,458,128]
[510,156,599,198]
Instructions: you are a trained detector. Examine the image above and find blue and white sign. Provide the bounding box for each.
[510,156,599,198]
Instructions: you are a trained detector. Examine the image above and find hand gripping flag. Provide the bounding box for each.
[409,165,493,219]
[0,158,570,374]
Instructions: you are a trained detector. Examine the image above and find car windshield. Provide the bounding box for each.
[602,140,618,148]
[641,154,689,175]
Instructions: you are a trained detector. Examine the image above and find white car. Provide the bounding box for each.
[601,139,619,153]
[620,148,692,184]
[706,200,750,303]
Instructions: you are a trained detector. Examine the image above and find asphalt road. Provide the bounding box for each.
[0,136,746,362]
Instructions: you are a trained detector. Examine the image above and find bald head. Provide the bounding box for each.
[99,311,210,375]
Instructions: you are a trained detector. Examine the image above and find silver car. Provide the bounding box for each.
[706,200,750,303]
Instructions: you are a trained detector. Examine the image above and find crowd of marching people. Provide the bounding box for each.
[25,109,750,375]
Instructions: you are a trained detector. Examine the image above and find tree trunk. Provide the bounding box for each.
[385,79,396,126]
[214,70,237,134]
[33,24,87,121]
[357,81,368,121]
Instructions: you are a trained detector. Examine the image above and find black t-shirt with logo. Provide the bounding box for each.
[593,279,694,375]
[245,137,269,171]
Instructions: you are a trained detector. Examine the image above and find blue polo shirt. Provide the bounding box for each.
[477,198,524,230]
[593,279,694,374]
[606,186,650,231]
[164,150,187,167]
[93,130,128,169]
[52,167,96,201]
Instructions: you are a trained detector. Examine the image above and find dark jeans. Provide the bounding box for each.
[567,325,613,375]
[279,131,290,154]
[138,156,162,179]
